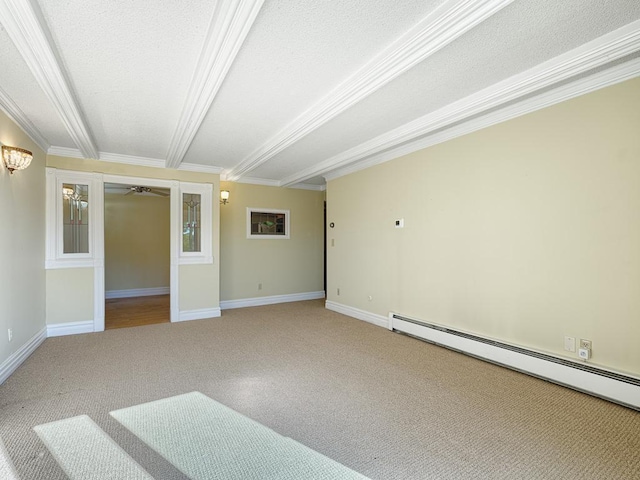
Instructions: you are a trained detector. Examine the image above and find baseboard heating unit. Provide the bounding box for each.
[388,313,640,411]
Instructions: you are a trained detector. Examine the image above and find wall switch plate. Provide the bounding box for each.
[395,219,404,228]
[7,329,12,342]
[578,348,591,360]
[564,336,575,352]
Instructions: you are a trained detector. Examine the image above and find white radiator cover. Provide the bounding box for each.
[389,313,640,410]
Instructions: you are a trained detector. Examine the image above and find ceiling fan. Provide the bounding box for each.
[125,186,170,197]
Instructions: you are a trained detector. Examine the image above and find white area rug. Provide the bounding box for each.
[34,415,153,480]
[110,391,369,480]
[0,436,19,480]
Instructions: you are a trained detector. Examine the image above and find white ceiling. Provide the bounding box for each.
[1,0,640,190]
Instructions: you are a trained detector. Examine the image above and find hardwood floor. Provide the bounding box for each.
[105,295,170,330]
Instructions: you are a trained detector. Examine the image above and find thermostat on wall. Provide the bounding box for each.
[395,218,404,228]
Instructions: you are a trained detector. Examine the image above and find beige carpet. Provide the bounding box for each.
[0,300,638,479]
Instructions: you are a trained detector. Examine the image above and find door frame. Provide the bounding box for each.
[100,174,180,328]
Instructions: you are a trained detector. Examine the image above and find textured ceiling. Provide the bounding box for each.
[1,0,639,190]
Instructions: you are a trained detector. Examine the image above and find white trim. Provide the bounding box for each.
[46,321,94,337]
[246,207,290,239]
[176,308,222,322]
[93,182,105,331]
[179,163,224,174]
[47,146,84,159]
[226,0,513,181]
[165,0,265,169]
[0,327,46,385]
[324,57,640,182]
[229,176,280,186]
[105,287,170,299]
[46,148,225,175]
[285,21,640,186]
[288,183,326,191]
[218,175,326,190]
[221,291,325,310]
[389,315,640,410]
[0,86,49,152]
[0,0,98,159]
[325,301,389,329]
[99,152,164,169]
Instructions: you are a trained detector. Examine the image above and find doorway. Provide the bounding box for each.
[104,182,171,329]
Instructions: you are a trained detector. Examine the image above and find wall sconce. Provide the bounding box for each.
[2,145,33,174]
[220,190,230,205]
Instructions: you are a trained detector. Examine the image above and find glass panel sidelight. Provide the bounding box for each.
[183,193,201,252]
[62,183,90,253]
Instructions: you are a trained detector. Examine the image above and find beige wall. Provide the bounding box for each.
[46,268,94,324]
[105,193,170,291]
[46,156,220,320]
[0,110,46,366]
[327,77,640,376]
[220,182,324,301]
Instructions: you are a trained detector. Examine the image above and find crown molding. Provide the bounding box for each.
[225,0,514,181]
[47,146,83,158]
[220,175,324,190]
[178,162,224,174]
[235,176,280,186]
[0,0,99,159]
[324,57,640,182]
[0,85,49,152]
[288,183,326,192]
[283,19,640,186]
[47,146,224,174]
[165,0,265,169]
[99,152,165,168]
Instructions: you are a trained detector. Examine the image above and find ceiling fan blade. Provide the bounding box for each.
[149,189,170,197]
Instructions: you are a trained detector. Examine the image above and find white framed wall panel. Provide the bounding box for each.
[179,182,213,264]
[45,168,102,269]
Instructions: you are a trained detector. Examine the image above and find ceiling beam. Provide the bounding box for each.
[281,19,640,186]
[165,0,265,169]
[224,0,515,181]
[0,0,99,159]
[0,85,49,151]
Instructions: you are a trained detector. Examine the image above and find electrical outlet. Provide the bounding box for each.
[580,339,592,350]
[258,283,262,290]
[395,218,404,228]
[578,348,591,360]
[7,329,12,342]
[331,238,335,247]
[337,288,340,296]
[564,336,575,352]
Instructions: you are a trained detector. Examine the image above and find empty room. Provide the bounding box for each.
[0,1,639,479]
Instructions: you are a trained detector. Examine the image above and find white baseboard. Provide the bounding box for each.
[47,321,94,337]
[220,291,325,310]
[105,287,170,299]
[176,308,222,323]
[325,301,389,328]
[389,314,640,410]
[0,327,47,385]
